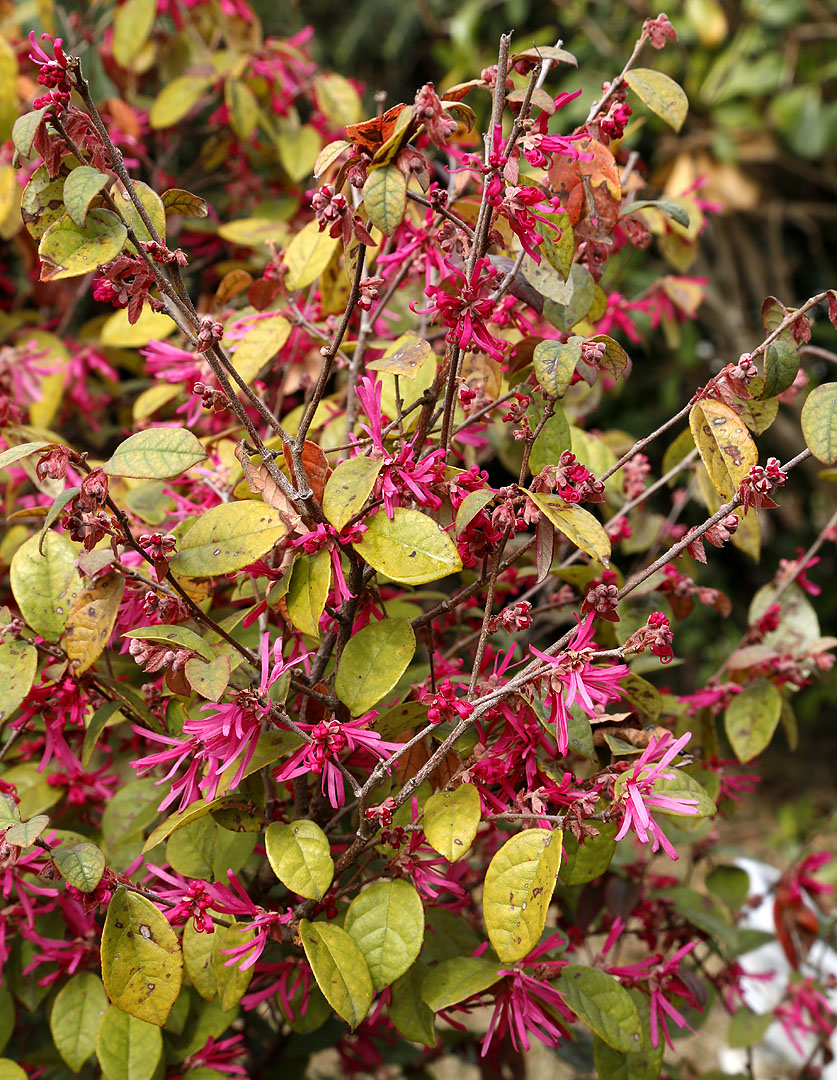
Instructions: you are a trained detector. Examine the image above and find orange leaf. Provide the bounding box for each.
[548,135,622,236]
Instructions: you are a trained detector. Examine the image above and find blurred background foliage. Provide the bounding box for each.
[260,0,837,807]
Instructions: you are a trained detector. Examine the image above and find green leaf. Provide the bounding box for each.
[277,124,322,182]
[39,487,80,553]
[559,822,617,885]
[149,76,213,129]
[539,210,574,280]
[559,965,642,1051]
[335,617,416,715]
[213,922,255,1010]
[620,198,691,227]
[101,887,183,1026]
[63,166,109,227]
[5,815,49,848]
[0,795,21,829]
[689,398,758,499]
[323,456,383,532]
[299,920,374,1029]
[0,440,51,470]
[142,798,221,854]
[454,489,495,537]
[592,988,664,1080]
[624,68,688,131]
[533,339,581,398]
[103,428,206,480]
[161,188,208,219]
[728,1006,773,1049]
[762,339,799,400]
[620,673,662,722]
[166,817,253,882]
[352,508,462,586]
[0,1064,27,1080]
[389,963,436,1046]
[585,334,630,380]
[265,820,334,900]
[230,314,291,384]
[112,0,156,68]
[10,531,79,641]
[123,624,215,662]
[530,404,571,476]
[95,1005,163,1080]
[724,679,783,762]
[169,502,288,577]
[38,209,127,282]
[801,383,837,465]
[616,765,717,819]
[421,956,501,1011]
[53,841,106,892]
[12,109,47,159]
[423,784,481,862]
[50,972,109,1071]
[285,549,331,638]
[182,921,217,1002]
[363,165,407,236]
[483,829,563,962]
[0,639,37,724]
[284,220,340,291]
[184,656,231,701]
[525,492,611,566]
[224,78,259,140]
[344,880,424,990]
[707,865,751,910]
[64,572,126,675]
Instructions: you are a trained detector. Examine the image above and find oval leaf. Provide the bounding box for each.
[299,920,374,1029]
[124,624,214,662]
[284,220,340,291]
[39,209,127,282]
[689,398,758,499]
[95,1005,163,1080]
[63,165,109,227]
[534,339,581,398]
[0,640,37,724]
[103,428,206,480]
[344,880,424,990]
[421,956,502,1011]
[363,165,407,236]
[285,548,331,638]
[724,679,783,763]
[423,783,481,862]
[50,973,109,1071]
[10,531,79,641]
[352,508,463,586]
[323,456,383,532]
[559,965,642,1051]
[149,76,212,129]
[53,841,106,892]
[266,820,334,901]
[801,383,837,465]
[624,68,688,131]
[101,887,183,1026]
[64,572,126,674]
[169,502,288,577]
[526,492,611,566]
[335,617,416,715]
[483,828,563,963]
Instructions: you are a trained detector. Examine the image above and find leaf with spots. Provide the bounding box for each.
[169,501,289,577]
[689,398,758,499]
[38,209,127,282]
[64,572,125,674]
[422,784,481,862]
[352,508,462,586]
[323,456,383,532]
[10,531,80,642]
[724,679,783,763]
[101,887,183,1026]
[482,828,563,963]
[0,639,37,725]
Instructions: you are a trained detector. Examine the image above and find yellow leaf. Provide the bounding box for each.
[64,572,126,674]
[689,398,757,499]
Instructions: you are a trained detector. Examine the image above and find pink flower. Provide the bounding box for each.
[613,732,698,860]
[206,871,292,971]
[529,614,629,755]
[274,717,401,808]
[775,976,836,1057]
[131,730,206,812]
[417,258,507,362]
